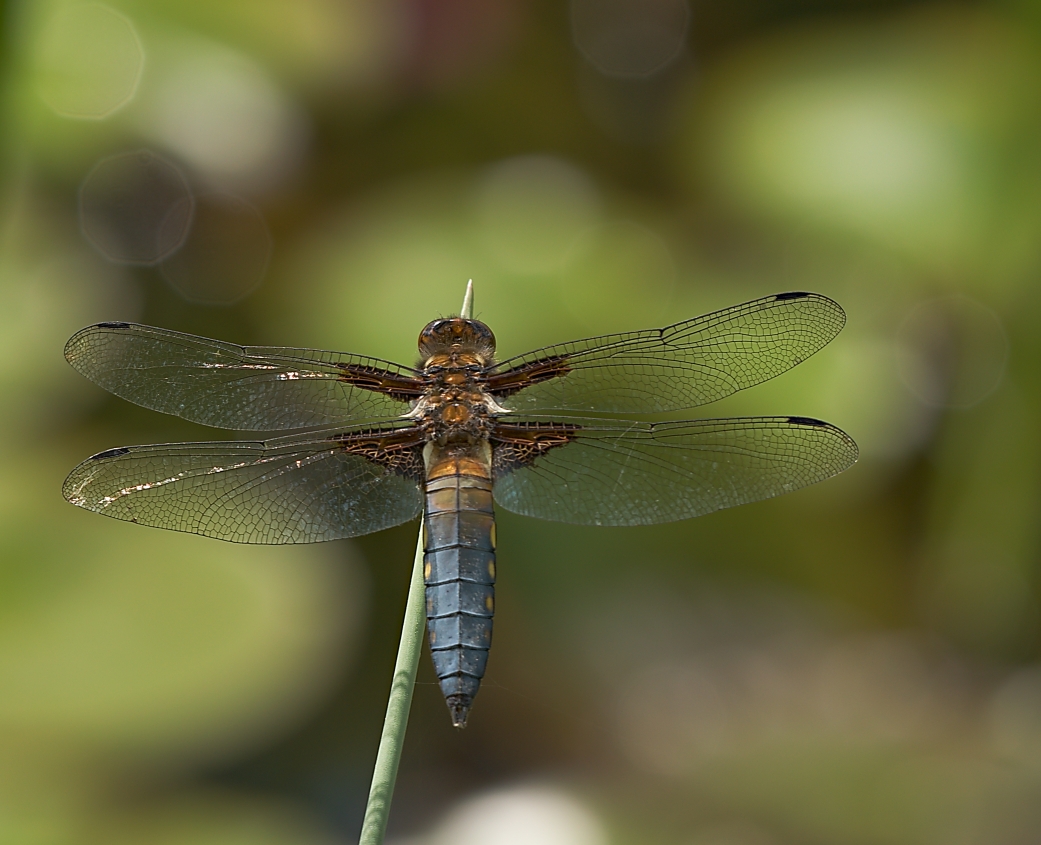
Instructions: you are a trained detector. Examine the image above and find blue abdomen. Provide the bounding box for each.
[423,469,496,727]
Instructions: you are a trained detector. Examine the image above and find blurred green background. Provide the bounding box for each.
[3,0,1041,843]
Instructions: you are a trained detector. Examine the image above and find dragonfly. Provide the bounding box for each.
[63,288,857,727]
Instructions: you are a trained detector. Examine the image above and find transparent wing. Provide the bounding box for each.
[65,323,425,431]
[492,416,858,526]
[488,293,845,414]
[63,426,425,543]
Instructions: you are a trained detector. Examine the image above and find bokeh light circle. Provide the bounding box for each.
[79,150,194,266]
[139,42,308,193]
[160,194,272,304]
[431,785,607,845]
[35,2,144,119]
[570,0,690,78]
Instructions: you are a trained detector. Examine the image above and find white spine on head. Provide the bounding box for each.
[461,280,474,320]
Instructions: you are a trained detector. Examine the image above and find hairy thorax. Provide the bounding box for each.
[410,317,504,448]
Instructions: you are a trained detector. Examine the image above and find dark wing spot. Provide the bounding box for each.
[787,416,828,427]
[92,447,131,460]
[96,321,132,329]
[485,355,571,399]
[773,291,811,301]
[335,363,427,401]
[328,426,426,482]
[492,421,580,477]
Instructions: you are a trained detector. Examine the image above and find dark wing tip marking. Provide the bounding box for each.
[786,416,860,463]
[65,323,134,362]
[772,292,847,328]
[91,446,132,460]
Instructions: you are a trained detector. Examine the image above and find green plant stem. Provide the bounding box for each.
[358,527,426,845]
[358,282,472,844]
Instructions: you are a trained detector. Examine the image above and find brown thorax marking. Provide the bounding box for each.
[334,362,427,402]
[484,355,571,398]
[491,421,580,477]
[328,427,425,481]
[414,319,499,446]
[415,374,492,445]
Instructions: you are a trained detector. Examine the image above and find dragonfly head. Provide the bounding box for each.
[419,318,496,363]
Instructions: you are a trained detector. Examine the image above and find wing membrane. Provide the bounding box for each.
[65,323,424,430]
[63,426,424,543]
[492,416,857,526]
[489,293,845,414]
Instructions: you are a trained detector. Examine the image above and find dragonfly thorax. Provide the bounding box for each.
[415,382,494,445]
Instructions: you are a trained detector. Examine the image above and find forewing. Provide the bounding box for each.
[63,426,425,543]
[488,293,845,414]
[65,323,425,430]
[492,416,858,526]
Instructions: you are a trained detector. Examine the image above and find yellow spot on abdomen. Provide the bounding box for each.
[488,560,496,579]
[489,522,497,549]
[485,595,494,613]
[424,561,431,580]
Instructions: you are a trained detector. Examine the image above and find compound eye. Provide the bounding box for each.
[418,320,449,350]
